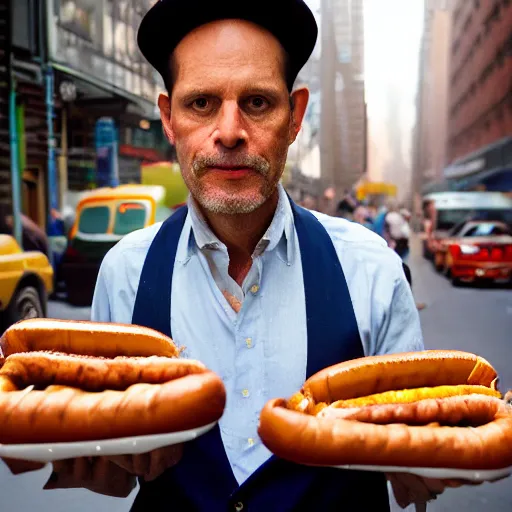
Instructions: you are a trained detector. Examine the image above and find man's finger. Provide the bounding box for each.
[107,454,136,474]
[144,445,184,482]
[132,452,151,477]
[443,478,483,488]
[2,458,46,475]
[44,457,136,498]
[420,477,446,494]
[387,473,414,509]
[90,458,137,497]
[45,458,93,490]
[44,459,76,490]
[387,473,440,508]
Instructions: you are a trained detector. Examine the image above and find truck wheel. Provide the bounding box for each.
[5,286,44,327]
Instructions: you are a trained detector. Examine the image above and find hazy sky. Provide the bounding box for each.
[302,0,424,192]
[364,0,424,187]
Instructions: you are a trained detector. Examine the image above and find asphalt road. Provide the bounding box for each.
[0,236,510,511]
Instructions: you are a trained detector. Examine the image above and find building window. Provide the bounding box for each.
[59,0,97,44]
[12,0,41,55]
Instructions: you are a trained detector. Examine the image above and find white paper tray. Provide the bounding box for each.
[335,464,512,482]
[0,422,216,463]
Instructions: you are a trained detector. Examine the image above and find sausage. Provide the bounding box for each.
[257,350,512,470]
[258,396,512,469]
[0,319,181,362]
[0,351,208,392]
[318,394,501,426]
[0,320,226,444]
[286,385,502,415]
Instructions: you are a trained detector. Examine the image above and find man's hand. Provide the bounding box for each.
[44,444,183,497]
[44,457,136,498]
[387,473,483,509]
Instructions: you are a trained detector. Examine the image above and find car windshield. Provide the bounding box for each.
[437,208,512,231]
[463,223,511,237]
[447,219,470,236]
[113,202,148,235]
[78,206,110,234]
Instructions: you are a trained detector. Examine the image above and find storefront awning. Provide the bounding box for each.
[450,167,512,192]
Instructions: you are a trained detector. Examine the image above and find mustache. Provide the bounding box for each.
[192,154,271,176]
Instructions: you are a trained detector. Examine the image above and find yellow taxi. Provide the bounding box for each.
[61,185,174,306]
[0,234,53,332]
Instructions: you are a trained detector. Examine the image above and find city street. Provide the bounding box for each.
[0,236,511,511]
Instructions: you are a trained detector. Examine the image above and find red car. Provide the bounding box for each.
[442,221,512,286]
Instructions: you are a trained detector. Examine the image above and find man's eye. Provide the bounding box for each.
[192,98,209,110]
[247,96,269,111]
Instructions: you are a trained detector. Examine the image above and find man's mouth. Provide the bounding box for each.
[206,166,255,179]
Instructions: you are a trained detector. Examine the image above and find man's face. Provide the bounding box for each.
[158,20,308,215]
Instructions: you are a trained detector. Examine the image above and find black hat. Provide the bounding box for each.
[137,0,318,91]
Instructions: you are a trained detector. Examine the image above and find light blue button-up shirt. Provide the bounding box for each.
[91,184,424,485]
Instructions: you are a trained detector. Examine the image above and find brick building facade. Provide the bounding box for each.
[448,0,512,163]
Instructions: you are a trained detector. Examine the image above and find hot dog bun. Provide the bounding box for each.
[258,350,512,470]
[304,350,498,404]
[0,319,181,362]
[0,320,226,444]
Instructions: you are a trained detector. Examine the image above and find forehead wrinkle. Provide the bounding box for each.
[172,19,287,91]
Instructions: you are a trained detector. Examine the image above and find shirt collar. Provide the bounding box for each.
[185,183,295,264]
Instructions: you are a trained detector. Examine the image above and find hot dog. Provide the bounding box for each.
[0,320,226,444]
[258,350,512,470]
[0,318,181,361]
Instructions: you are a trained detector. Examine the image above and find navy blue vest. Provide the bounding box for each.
[130,200,389,512]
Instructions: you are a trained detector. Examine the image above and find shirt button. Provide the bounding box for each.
[248,438,255,447]
[245,338,253,348]
[250,284,260,294]
[234,502,244,512]
[242,389,250,398]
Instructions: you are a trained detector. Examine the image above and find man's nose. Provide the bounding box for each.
[214,102,248,149]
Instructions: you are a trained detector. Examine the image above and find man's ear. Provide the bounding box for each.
[288,87,309,145]
[158,94,175,145]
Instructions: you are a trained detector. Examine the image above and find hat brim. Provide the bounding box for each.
[137,0,318,90]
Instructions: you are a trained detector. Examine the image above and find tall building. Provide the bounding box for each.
[320,0,366,196]
[0,0,49,228]
[444,0,512,191]
[49,0,168,199]
[286,51,323,200]
[1,0,167,238]
[412,0,456,203]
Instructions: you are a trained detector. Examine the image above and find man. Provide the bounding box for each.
[46,1,471,509]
